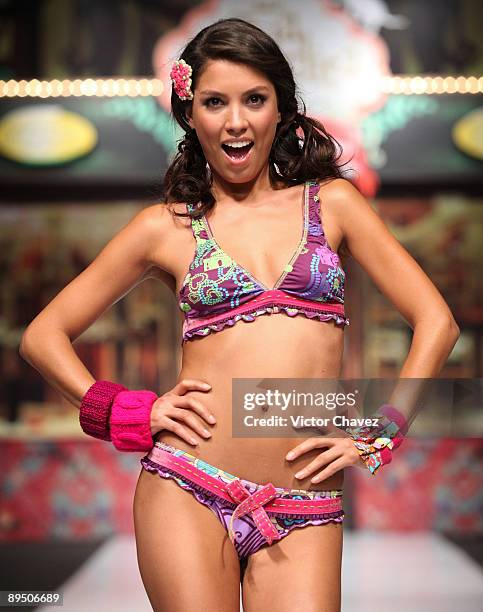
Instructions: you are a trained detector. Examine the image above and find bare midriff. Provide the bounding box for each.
[155,312,345,491]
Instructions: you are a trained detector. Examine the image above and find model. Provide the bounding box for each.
[20,17,460,612]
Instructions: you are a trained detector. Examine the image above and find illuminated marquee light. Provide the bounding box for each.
[0,76,481,98]
[380,75,483,95]
[0,78,164,98]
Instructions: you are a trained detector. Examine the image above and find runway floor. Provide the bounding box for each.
[1,532,482,611]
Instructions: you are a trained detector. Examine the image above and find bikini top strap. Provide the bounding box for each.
[307,179,327,243]
[186,202,209,244]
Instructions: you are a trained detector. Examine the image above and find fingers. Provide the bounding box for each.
[168,406,214,441]
[171,378,212,396]
[285,437,335,460]
[293,447,341,481]
[310,456,348,483]
[155,416,202,447]
[171,395,217,426]
[286,437,361,483]
[151,378,216,445]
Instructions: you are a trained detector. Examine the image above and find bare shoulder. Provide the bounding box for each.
[132,202,172,238]
[315,177,363,260]
[317,177,364,210]
[132,201,190,269]
[140,200,191,231]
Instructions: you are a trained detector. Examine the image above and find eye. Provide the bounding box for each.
[248,94,266,105]
[203,97,222,107]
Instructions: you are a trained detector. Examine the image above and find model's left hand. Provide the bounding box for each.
[285,432,365,483]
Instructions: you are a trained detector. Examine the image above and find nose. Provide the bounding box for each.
[224,104,249,133]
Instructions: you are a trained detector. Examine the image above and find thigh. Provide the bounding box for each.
[133,467,241,612]
[241,522,343,612]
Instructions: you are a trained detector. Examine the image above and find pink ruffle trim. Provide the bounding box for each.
[183,304,350,341]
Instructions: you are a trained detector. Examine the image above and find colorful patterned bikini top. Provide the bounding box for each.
[178,179,350,344]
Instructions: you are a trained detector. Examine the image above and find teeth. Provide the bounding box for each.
[224,141,253,148]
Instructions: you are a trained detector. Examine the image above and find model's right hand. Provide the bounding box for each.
[150,378,216,446]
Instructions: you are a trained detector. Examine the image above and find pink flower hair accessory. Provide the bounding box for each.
[170,58,194,101]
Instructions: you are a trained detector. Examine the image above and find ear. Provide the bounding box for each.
[277,111,281,123]
[186,106,194,129]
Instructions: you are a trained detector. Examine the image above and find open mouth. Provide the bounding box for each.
[221,141,254,161]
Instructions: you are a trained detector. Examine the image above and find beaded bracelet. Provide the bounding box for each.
[79,380,128,441]
[347,405,408,475]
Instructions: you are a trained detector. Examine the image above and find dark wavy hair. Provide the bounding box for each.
[161,17,350,220]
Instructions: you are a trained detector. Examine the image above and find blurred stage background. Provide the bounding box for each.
[0,1,482,610]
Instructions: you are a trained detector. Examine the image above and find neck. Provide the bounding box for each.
[211,165,282,203]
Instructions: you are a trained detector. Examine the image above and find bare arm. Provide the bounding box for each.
[327,179,460,421]
[19,204,171,409]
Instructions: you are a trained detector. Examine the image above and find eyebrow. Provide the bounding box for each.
[199,85,270,96]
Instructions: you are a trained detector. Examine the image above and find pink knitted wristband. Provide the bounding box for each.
[109,390,158,452]
[379,446,393,465]
[380,403,409,436]
[79,380,128,441]
[391,430,405,450]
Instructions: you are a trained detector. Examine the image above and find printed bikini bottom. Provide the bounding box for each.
[140,441,344,573]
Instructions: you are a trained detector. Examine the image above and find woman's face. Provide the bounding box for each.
[187,59,281,183]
